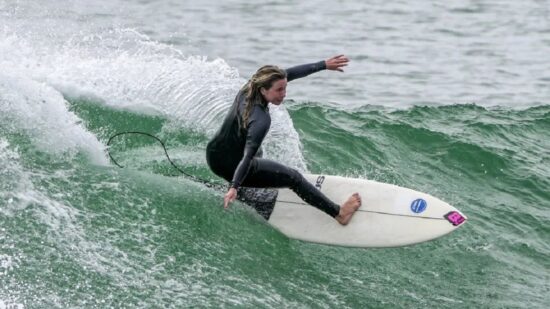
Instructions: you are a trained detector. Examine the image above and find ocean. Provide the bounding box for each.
[1,0,549,308]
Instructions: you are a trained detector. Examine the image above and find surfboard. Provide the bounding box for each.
[240,174,467,248]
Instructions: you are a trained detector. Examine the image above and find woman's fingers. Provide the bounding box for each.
[223,188,237,208]
[223,195,231,208]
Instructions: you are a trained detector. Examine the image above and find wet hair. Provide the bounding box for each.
[241,65,287,129]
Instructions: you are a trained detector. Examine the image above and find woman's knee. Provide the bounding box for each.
[286,168,305,188]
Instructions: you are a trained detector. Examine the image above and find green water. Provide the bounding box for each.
[2,0,549,307]
[1,98,548,308]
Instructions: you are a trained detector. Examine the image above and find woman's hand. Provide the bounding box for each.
[325,55,350,72]
[223,187,238,209]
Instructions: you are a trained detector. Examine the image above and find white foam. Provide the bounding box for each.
[0,300,24,309]
[0,139,31,212]
[0,138,81,227]
[0,254,16,276]
[1,27,241,127]
[265,104,308,171]
[0,74,108,165]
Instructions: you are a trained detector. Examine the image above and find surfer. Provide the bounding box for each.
[206,55,361,225]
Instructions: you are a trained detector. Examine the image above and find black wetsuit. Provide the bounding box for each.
[206,61,340,218]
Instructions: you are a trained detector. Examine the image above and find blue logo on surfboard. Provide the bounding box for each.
[410,199,427,213]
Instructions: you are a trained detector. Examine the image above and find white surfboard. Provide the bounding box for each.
[264,174,467,248]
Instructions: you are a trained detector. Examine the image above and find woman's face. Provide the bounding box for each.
[261,78,287,105]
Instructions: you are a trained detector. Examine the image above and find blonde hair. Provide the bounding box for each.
[241,65,287,129]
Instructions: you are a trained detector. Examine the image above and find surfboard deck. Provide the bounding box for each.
[241,174,467,248]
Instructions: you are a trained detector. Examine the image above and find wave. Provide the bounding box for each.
[1,24,308,170]
[0,74,108,164]
[288,102,549,203]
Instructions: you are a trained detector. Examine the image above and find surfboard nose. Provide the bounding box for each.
[444,210,467,226]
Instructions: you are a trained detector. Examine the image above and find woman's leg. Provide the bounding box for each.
[241,158,340,217]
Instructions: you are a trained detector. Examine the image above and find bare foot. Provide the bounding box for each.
[335,193,361,225]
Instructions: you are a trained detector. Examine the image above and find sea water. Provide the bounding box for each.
[1,1,549,308]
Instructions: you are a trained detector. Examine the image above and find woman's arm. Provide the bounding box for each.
[286,60,326,82]
[286,55,350,82]
[223,112,270,208]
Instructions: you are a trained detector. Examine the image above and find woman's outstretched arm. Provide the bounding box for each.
[286,55,349,82]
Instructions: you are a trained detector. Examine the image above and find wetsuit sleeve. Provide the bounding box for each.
[285,60,326,82]
[230,109,270,189]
